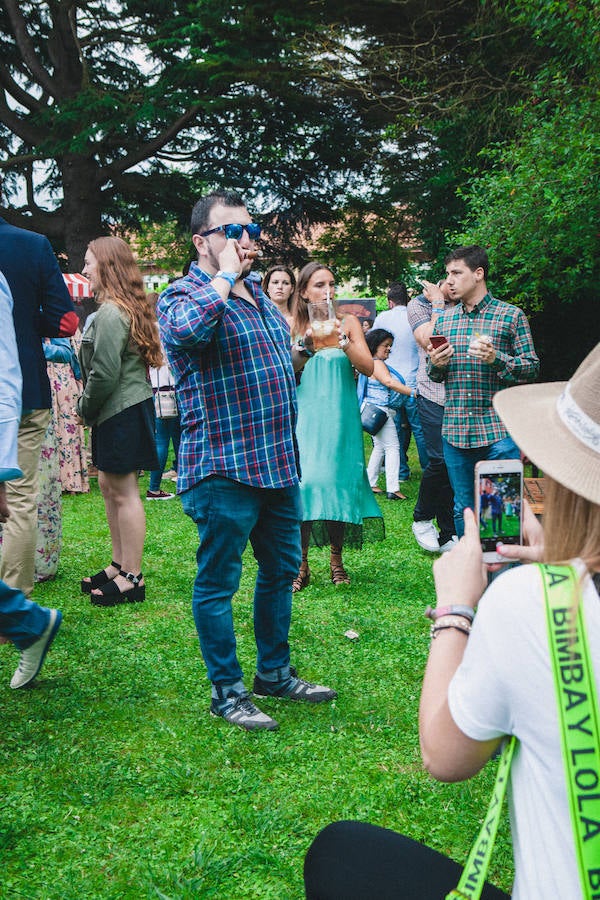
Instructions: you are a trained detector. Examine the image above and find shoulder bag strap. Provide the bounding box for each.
[446,736,516,900]
[539,563,600,900]
[357,372,368,405]
[386,364,406,384]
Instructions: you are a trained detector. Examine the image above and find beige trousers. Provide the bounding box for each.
[0,408,51,597]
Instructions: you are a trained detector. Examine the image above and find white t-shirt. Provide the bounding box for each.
[448,561,600,900]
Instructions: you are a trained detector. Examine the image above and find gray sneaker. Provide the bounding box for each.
[10,609,62,689]
[253,667,337,703]
[210,693,279,731]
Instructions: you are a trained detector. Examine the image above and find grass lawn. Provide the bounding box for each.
[0,448,514,899]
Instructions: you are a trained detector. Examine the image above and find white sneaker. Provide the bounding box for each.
[10,609,62,689]
[412,520,440,553]
[438,535,459,553]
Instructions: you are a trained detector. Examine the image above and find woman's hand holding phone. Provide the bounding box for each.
[433,509,486,610]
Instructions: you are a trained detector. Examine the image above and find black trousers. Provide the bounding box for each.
[304,821,510,900]
[413,396,455,544]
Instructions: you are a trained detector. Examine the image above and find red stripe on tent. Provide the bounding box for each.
[63,273,92,299]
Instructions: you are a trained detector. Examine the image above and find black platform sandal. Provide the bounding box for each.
[81,561,121,594]
[90,570,145,607]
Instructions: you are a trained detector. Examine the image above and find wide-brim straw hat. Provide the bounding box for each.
[493,342,600,506]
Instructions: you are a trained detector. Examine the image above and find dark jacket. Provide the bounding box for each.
[0,217,77,409]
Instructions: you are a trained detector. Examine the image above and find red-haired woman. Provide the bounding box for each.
[79,236,163,605]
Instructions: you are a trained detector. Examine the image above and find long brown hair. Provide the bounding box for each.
[87,236,163,368]
[291,262,334,335]
[543,477,600,573]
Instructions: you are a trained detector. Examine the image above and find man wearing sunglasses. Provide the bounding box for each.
[157,190,336,731]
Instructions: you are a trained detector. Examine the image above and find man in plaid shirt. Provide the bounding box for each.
[158,190,336,732]
[427,246,539,536]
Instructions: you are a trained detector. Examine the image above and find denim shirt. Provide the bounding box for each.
[0,272,23,481]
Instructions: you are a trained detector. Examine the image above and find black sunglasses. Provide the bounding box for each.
[199,223,261,241]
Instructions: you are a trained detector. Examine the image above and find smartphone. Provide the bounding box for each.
[474,459,523,562]
[430,334,447,349]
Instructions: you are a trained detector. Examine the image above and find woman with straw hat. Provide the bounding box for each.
[305,344,600,899]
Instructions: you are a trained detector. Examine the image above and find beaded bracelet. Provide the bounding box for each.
[430,619,472,639]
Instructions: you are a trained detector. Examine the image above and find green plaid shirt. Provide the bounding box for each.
[428,294,539,448]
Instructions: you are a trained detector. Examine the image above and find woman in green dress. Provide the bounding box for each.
[292,262,384,591]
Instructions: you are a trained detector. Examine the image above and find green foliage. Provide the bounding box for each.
[444,0,600,377]
[133,218,193,275]
[316,203,411,293]
[0,460,514,898]
[453,89,600,313]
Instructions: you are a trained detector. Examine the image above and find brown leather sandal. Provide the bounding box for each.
[292,562,311,593]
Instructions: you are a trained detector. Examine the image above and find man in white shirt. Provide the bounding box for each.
[373,281,429,480]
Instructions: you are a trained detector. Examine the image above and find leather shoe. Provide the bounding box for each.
[386,491,407,501]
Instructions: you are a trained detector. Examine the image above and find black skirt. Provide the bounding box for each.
[91,398,158,474]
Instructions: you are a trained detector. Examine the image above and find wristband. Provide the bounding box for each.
[425,605,475,622]
[214,271,238,288]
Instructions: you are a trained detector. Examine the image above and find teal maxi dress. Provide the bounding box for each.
[296,346,384,548]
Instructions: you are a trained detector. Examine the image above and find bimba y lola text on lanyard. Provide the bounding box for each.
[446,564,600,900]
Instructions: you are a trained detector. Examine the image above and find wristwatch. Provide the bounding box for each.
[294,339,314,358]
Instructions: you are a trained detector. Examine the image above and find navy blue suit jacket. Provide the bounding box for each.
[0,217,78,409]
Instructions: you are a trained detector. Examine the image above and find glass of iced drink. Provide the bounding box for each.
[468,332,490,357]
[308,296,337,350]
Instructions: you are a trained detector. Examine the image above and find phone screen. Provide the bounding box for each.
[477,470,522,551]
[430,335,446,348]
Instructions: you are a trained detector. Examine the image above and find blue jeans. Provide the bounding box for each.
[149,415,181,491]
[180,476,302,687]
[442,436,520,537]
[0,580,51,650]
[395,397,429,480]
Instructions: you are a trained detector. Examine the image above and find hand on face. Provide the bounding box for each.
[421,279,446,308]
[217,238,246,277]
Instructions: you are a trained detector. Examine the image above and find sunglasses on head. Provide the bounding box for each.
[199,223,261,241]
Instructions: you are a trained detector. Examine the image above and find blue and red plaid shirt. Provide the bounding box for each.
[157,263,299,493]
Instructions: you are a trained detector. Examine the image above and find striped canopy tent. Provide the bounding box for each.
[63,273,92,300]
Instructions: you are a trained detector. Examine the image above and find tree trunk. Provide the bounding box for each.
[61,154,107,270]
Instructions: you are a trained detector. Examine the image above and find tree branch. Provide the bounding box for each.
[3,0,58,98]
[0,63,43,113]
[102,104,204,180]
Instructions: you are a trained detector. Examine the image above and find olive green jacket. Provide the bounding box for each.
[77,302,152,426]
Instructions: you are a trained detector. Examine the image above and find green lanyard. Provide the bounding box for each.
[540,563,600,900]
[447,563,600,900]
[445,736,516,900]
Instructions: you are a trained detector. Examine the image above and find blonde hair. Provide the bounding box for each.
[543,476,600,573]
[87,236,163,368]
